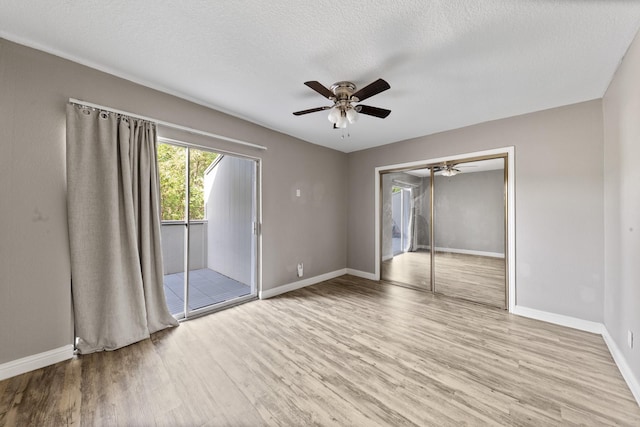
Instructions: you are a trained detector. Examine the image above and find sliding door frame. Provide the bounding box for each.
[374,146,515,311]
[158,137,262,320]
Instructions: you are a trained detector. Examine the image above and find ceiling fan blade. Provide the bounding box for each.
[293,106,331,116]
[304,81,334,99]
[355,105,391,118]
[352,78,390,101]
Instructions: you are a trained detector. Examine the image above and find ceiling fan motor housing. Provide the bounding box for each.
[330,81,358,102]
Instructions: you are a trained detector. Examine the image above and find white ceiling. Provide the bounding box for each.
[2,1,640,153]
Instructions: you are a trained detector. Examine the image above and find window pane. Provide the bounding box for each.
[158,143,186,221]
[189,148,218,220]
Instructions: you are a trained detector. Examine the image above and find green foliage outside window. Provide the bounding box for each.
[157,143,218,220]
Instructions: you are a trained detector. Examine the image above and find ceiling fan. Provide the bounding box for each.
[293,79,391,129]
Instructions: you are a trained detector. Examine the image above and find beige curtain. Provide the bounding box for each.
[66,104,178,354]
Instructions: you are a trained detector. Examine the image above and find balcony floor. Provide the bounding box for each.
[163,268,252,315]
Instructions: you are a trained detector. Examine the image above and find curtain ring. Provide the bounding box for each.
[99,111,109,120]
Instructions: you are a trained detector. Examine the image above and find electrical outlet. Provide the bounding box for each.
[628,331,634,349]
[297,262,303,278]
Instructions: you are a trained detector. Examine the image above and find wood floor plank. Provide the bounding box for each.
[1,275,638,426]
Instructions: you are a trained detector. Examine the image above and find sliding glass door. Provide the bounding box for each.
[158,140,258,319]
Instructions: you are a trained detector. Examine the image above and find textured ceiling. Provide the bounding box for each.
[2,1,640,153]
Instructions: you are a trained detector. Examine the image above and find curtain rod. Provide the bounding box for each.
[158,137,261,162]
[68,98,267,151]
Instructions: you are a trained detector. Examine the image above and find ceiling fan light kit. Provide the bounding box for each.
[440,165,461,177]
[328,105,358,128]
[294,79,391,131]
[346,108,358,123]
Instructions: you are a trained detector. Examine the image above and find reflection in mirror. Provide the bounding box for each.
[433,158,506,308]
[380,168,431,290]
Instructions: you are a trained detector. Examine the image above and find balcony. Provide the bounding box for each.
[161,221,252,315]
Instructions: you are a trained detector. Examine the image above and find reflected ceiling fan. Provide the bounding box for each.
[434,163,478,177]
[293,79,391,129]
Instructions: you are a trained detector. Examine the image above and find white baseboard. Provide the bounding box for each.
[513,305,639,407]
[602,328,640,405]
[512,305,604,334]
[259,268,347,299]
[0,344,74,381]
[346,268,377,281]
[411,245,504,258]
[435,247,505,258]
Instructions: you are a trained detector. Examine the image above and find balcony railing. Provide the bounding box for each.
[160,220,208,275]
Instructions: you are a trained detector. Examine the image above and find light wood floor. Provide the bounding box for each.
[1,275,638,426]
[382,250,506,308]
[382,250,433,289]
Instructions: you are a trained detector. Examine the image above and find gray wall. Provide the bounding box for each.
[603,28,640,388]
[206,156,255,285]
[0,39,347,365]
[347,100,605,322]
[434,170,505,255]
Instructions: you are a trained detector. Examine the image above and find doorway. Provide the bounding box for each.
[158,139,259,319]
[392,186,411,255]
[378,151,511,309]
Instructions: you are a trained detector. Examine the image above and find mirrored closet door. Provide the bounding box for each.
[380,156,507,309]
[433,158,506,308]
[380,168,432,291]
